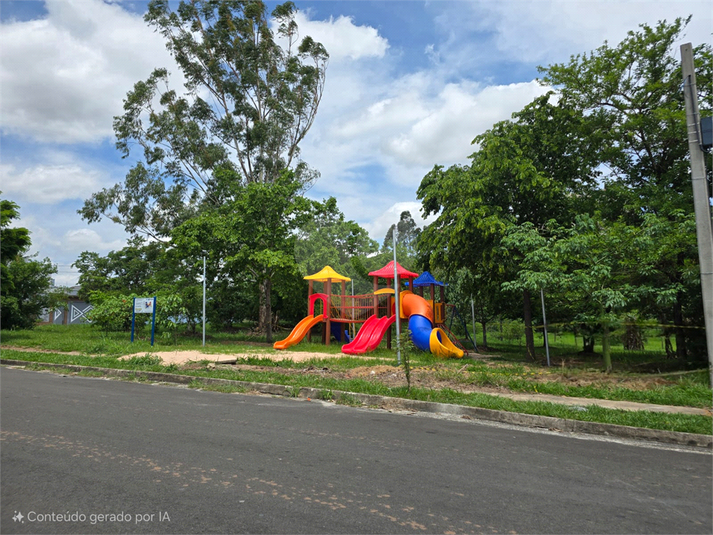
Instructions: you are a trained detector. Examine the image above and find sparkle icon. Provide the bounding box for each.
[13,511,24,523]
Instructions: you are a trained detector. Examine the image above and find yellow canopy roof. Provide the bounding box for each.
[304,265,351,282]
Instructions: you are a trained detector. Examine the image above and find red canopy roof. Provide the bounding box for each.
[368,261,419,280]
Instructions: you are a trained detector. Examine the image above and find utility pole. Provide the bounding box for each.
[681,43,713,386]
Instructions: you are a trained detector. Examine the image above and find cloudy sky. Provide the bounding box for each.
[1,0,710,285]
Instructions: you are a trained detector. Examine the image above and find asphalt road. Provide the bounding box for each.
[1,367,711,534]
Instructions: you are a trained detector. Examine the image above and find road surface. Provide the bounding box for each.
[1,367,711,534]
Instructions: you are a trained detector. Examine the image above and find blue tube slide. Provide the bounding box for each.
[408,314,433,352]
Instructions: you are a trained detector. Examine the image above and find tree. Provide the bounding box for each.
[294,197,378,281]
[171,170,312,342]
[382,211,421,255]
[74,237,206,333]
[74,237,164,299]
[417,95,599,360]
[624,211,704,361]
[503,216,637,372]
[79,0,328,338]
[1,198,57,330]
[538,17,712,360]
[418,18,711,363]
[1,199,30,261]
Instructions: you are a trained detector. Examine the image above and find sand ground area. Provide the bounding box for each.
[119,349,362,365]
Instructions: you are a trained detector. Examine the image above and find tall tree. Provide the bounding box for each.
[171,170,313,341]
[382,211,421,255]
[503,216,635,371]
[1,198,58,330]
[417,95,599,360]
[79,0,328,337]
[295,197,378,278]
[538,17,712,359]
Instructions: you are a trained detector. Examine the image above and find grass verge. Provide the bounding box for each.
[2,349,710,436]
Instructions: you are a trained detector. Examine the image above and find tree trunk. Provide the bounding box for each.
[482,322,488,348]
[523,290,535,361]
[673,294,686,360]
[664,336,674,359]
[259,278,273,343]
[602,307,612,372]
[582,335,595,353]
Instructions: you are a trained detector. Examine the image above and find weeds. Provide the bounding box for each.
[336,393,362,407]
[398,332,416,394]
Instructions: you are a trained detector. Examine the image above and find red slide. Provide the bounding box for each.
[342,314,396,354]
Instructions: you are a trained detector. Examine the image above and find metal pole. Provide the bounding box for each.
[393,231,401,365]
[471,295,477,350]
[540,288,551,367]
[202,256,206,347]
[681,43,713,386]
[150,296,157,347]
[131,298,136,342]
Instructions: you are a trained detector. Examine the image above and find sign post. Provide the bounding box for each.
[131,297,157,346]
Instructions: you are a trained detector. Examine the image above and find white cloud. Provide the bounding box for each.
[0,162,106,204]
[11,209,129,287]
[289,12,389,61]
[0,0,177,143]
[63,228,125,253]
[456,1,712,66]
[303,74,550,204]
[53,271,81,288]
[383,80,550,169]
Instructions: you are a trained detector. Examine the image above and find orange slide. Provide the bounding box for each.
[273,314,324,350]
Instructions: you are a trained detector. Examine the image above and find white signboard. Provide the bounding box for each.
[134,298,155,314]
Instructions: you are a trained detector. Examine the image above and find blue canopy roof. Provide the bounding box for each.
[412,271,446,287]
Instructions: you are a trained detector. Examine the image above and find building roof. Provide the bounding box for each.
[303,265,351,282]
[368,261,419,280]
[412,271,446,287]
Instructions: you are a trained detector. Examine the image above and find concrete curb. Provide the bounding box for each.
[3,359,711,450]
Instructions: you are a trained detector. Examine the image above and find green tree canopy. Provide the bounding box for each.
[382,211,422,255]
[417,94,599,359]
[1,197,58,330]
[417,18,710,362]
[79,0,329,339]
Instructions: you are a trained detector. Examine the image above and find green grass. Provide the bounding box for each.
[2,348,711,436]
[471,326,680,354]
[2,323,710,409]
[426,360,713,408]
[188,380,249,394]
[0,324,271,356]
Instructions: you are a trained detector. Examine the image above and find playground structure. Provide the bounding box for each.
[273,263,465,358]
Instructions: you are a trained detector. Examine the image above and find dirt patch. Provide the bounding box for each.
[345,365,401,378]
[1,345,84,356]
[118,349,373,365]
[1,345,687,396]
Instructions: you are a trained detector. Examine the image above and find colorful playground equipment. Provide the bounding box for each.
[273,263,465,358]
[272,266,351,350]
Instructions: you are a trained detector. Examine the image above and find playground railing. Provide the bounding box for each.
[328,294,388,322]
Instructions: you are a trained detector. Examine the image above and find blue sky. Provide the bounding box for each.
[1,0,711,285]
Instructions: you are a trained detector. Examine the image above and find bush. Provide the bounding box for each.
[88,291,188,336]
[87,292,140,332]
